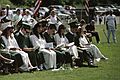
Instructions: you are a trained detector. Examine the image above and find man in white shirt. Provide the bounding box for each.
[106,10,117,43]
[13,9,22,31]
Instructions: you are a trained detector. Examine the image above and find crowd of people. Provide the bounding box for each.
[0,5,114,75]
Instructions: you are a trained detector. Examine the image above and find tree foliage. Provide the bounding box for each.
[9,0,120,7]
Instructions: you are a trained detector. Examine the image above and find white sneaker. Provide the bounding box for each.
[5,60,14,64]
[51,69,60,71]
[59,66,65,70]
[102,57,108,60]
[95,58,101,62]
[105,58,108,60]
[9,60,14,64]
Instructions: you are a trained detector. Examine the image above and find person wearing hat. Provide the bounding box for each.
[30,22,57,70]
[65,21,96,67]
[54,24,79,69]
[0,24,36,72]
[43,24,66,69]
[106,10,117,43]
[66,21,78,43]
[66,21,85,67]
[85,20,100,43]
[0,24,23,73]
[76,25,108,63]
[39,19,48,33]
[15,22,42,70]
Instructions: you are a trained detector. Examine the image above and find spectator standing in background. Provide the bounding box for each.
[5,5,13,21]
[106,10,117,43]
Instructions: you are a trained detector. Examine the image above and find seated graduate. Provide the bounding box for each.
[0,54,14,74]
[54,24,79,69]
[76,26,108,62]
[66,21,96,67]
[30,22,57,70]
[0,24,36,72]
[43,23,66,69]
[14,22,44,71]
[0,22,23,73]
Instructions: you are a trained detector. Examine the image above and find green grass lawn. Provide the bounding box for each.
[0,24,120,80]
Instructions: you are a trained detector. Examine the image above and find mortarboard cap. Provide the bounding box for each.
[22,22,31,30]
[68,21,78,28]
[1,21,13,31]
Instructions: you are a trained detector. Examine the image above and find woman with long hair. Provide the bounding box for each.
[30,22,57,70]
[1,25,36,72]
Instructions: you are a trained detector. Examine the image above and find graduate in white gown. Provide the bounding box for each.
[30,22,57,70]
[77,26,108,62]
[1,24,35,71]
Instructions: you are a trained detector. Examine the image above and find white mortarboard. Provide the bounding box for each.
[0,21,12,31]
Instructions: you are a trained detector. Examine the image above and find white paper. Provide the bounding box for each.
[45,43,53,49]
[66,42,74,47]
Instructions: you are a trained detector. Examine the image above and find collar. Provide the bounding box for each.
[69,30,74,35]
[19,30,25,36]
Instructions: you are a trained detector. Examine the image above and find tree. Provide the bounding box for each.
[10,0,25,6]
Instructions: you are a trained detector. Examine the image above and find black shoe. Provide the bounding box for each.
[89,65,98,68]
[29,67,37,72]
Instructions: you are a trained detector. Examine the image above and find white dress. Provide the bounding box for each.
[30,34,56,69]
[1,34,32,71]
[49,15,62,30]
[22,15,31,22]
[79,34,106,60]
[54,33,79,58]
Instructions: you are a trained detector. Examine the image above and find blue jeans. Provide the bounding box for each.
[107,29,116,43]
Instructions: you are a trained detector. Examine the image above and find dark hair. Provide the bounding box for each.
[69,22,78,28]
[1,27,13,39]
[32,23,44,39]
[57,24,66,38]
[16,9,20,12]
[80,19,86,24]
[48,24,56,30]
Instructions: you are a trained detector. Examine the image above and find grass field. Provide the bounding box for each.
[0,24,120,80]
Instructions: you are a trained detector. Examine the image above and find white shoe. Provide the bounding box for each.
[105,58,108,60]
[68,67,73,71]
[95,58,101,62]
[9,60,14,64]
[102,57,108,60]
[59,66,65,70]
[51,69,60,71]
[5,60,14,64]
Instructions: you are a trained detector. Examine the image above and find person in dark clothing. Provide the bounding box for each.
[66,21,97,67]
[15,22,44,70]
[85,20,100,43]
[43,24,66,69]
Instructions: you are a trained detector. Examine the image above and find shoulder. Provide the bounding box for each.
[43,32,49,37]
[54,33,59,36]
[112,15,116,18]
[65,32,70,36]
[54,33,60,38]
[30,35,35,38]
[86,24,90,27]
[15,32,20,36]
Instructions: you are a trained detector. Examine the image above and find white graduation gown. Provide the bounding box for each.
[30,34,56,69]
